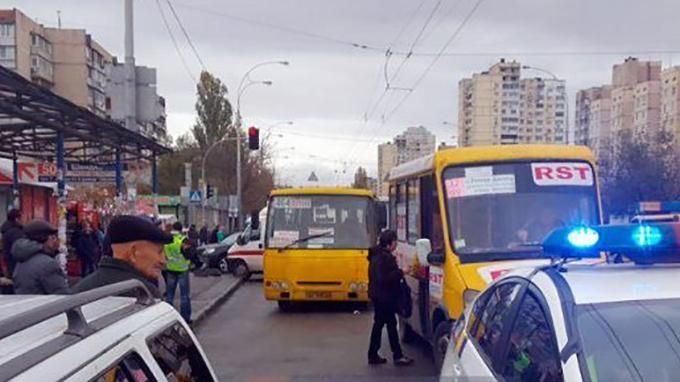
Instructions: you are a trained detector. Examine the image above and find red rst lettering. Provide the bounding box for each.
[534,166,553,180]
[573,166,590,180]
[556,166,572,179]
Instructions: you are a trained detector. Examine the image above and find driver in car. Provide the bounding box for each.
[517,207,564,243]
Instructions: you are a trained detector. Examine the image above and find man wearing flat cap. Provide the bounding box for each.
[12,219,70,295]
[73,215,173,298]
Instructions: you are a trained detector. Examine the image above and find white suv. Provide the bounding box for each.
[0,280,217,381]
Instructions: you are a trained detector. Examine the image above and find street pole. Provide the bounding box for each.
[123,0,136,212]
[201,136,246,226]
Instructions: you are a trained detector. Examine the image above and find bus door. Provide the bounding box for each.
[420,175,445,339]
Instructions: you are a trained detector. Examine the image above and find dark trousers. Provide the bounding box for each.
[80,257,97,277]
[165,271,192,322]
[368,301,404,360]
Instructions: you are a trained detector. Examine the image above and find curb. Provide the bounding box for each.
[192,276,244,327]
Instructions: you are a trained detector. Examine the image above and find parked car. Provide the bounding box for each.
[197,232,240,273]
[0,280,217,381]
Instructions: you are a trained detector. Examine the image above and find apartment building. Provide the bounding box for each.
[0,9,113,116]
[394,126,436,164]
[458,59,567,147]
[661,66,680,138]
[377,142,397,198]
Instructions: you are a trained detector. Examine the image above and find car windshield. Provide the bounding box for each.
[576,299,680,381]
[266,195,374,249]
[443,161,598,262]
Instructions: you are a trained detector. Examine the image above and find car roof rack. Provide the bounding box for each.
[0,280,156,381]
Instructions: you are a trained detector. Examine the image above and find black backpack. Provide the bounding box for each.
[397,277,412,318]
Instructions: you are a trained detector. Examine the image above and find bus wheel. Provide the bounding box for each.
[278,300,292,312]
[399,318,417,344]
[233,260,250,280]
[433,321,452,370]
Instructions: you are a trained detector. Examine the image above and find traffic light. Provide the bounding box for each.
[248,126,260,150]
[206,184,214,199]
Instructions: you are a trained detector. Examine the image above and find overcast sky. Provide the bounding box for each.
[16,0,680,185]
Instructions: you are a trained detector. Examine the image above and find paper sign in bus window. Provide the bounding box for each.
[446,174,515,198]
[271,230,299,247]
[531,163,593,186]
[308,227,335,244]
[289,198,312,209]
[313,204,336,224]
[445,178,465,198]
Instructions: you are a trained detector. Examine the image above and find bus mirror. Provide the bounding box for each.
[376,202,387,230]
[416,239,432,265]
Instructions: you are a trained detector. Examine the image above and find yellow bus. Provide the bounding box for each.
[388,145,601,366]
[262,187,385,311]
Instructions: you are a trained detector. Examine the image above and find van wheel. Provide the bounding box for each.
[433,321,453,370]
[218,258,230,274]
[233,260,250,280]
[399,318,417,344]
[278,300,292,312]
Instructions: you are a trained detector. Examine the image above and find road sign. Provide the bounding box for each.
[189,190,202,204]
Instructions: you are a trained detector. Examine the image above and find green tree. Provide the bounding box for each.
[192,71,233,151]
[601,129,680,217]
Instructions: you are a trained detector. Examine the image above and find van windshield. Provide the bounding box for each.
[442,161,598,262]
[266,195,374,249]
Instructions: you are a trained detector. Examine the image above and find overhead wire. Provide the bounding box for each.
[154,0,197,84]
[383,0,487,123]
[165,0,207,70]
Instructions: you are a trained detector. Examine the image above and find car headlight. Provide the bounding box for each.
[204,248,216,255]
[359,282,368,292]
[348,282,358,291]
[280,281,289,290]
[268,280,289,290]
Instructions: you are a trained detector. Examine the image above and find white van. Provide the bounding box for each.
[227,208,267,280]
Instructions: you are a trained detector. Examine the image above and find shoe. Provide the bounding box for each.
[368,355,388,365]
[394,356,414,366]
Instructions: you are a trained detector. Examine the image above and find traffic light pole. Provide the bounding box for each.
[200,135,245,227]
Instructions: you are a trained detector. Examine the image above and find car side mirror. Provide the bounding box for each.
[427,252,445,266]
[236,234,246,246]
[250,211,260,231]
[416,239,432,265]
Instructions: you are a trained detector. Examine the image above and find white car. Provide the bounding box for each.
[228,207,267,279]
[442,223,680,381]
[0,280,217,381]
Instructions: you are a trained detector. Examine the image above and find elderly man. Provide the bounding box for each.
[73,215,172,298]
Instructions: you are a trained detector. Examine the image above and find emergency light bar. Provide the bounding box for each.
[543,223,680,263]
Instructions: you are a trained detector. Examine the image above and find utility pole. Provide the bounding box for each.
[124,0,138,212]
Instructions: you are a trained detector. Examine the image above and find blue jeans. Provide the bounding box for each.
[165,271,192,322]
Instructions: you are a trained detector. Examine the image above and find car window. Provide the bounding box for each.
[91,352,155,382]
[470,282,522,364]
[147,322,214,382]
[501,293,563,382]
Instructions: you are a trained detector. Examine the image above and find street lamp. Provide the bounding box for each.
[234,60,289,229]
[521,65,570,144]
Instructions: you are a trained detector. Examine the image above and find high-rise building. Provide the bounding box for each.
[576,57,663,159]
[458,59,567,146]
[377,142,397,199]
[0,9,113,116]
[394,126,436,164]
[661,66,680,138]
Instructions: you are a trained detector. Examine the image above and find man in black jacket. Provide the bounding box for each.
[73,215,173,298]
[367,229,414,366]
[1,209,24,276]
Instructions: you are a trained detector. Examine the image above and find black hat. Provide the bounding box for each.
[108,215,173,245]
[24,220,58,243]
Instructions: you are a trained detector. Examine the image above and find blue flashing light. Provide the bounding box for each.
[567,227,600,248]
[632,225,663,247]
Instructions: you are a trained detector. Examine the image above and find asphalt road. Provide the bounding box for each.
[196,280,439,381]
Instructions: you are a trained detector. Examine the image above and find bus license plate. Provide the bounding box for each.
[306,291,332,299]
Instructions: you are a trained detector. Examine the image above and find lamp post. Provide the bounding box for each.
[234,60,289,229]
[521,65,570,144]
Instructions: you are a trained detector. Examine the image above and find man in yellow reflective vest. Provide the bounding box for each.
[164,222,192,323]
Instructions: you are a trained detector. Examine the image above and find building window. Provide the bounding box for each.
[0,23,14,37]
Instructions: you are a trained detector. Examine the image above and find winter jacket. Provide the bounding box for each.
[76,231,101,263]
[367,246,403,306]
[72,256,161,298]
[1,220,24,274]
[11,238,70,295]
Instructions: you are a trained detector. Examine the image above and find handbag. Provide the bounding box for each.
[397,277,412,318]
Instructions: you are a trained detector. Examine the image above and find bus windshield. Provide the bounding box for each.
[266,195,374,250]
[442,161,598,261]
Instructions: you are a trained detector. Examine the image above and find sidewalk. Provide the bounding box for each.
[161,272,242,324]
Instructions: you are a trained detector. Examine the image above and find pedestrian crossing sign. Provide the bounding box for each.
[189,190,202,203]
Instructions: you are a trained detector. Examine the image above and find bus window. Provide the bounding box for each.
[396,182,408,242]
[442,162,599,262]
[407,179,420,244]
